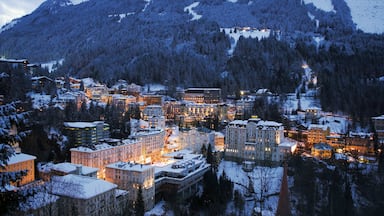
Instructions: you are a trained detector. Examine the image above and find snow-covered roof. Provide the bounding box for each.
[51,162,98,175]
[64,121,103,128]
[106,162,153,172]
[70,143,113,153]
[313,143,332,150]
[52,174,117,199]
[228,120,248,126]
[308,124,328,130]
[7,153,36,165]
[372,114,384,120]
[257,121,283,128]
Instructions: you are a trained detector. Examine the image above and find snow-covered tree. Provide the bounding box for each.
[0,102,30,214]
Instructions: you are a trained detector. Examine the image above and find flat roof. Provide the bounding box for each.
[106,162,153,172]
[52,174,117,199]
[7,153,36,165]
[51,162,99,175]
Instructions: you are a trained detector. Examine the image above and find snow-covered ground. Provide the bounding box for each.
[108,13,135,23]
[28,93,51,110]
[0,19,19,34]
[345,0,384,33]
[144,200,175,216]
[218,161,283,215]
[221,28,271,55]
[69,0,89,6]
[40,59,64,73]
[184,2,202,21]
[303,0,335,12]
[142,0,152,12]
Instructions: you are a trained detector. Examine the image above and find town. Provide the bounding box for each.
[1,60,383,216]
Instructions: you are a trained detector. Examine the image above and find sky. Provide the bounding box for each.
[0,0,45,27]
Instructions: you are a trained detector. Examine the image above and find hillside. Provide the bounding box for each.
[0,1,383,112]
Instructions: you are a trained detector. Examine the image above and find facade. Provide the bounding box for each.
[225,118,295,162]
[372,115,384,144]
[130,129,165,162]
[185,102,217,121]
[147,116,166,130]
[345,132,374,155]
[183,88,221,104]
[111,94,137,112]
[2,153,36,186]
[311,143,332,159]
[51,174,118,216]
[154,150,210,200]
[178,128,210,153]
[307,124,329,147]
[209,131,225,151]
[143,105,164,119]
[105,162,155,211]
[70,139,142,179]
[84,85,109,101]
[64,121,110,146]
[225,120,248,159]
[139,94,163,106]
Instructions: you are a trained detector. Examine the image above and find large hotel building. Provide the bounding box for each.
[225,118,296,163]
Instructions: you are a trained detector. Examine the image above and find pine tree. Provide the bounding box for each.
[0,102,30,214]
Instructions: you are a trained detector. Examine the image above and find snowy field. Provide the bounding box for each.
[218,161,283,215]
[345,0,384,33]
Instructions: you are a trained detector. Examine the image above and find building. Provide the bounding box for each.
[153,150,210,200]
[139,94,163,106]
[225,120,248,159]
[64,121,110,146]
[49,162,98,179]
[307,124,329,147]
[105,162,155,211]
[311,143,332,159]
[85,85,109,101]
[209,131,225,151]
[185,102,217,121]
[345,132,374,155]
[1,153,36,186]
[178,127,210,153]
[111,94,137,112]
[70,139,142,179]
[130,129,165,162]
[225,118,296,163]
[183,88,221,104]
[143,105,164,120]
[51,174,119,216]
[372,115,384,144]
[31,76,54,92]
[235,97,255,120]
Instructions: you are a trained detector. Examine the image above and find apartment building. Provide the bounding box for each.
[64,121,110,146]
[2,153,36,186]
[372,114,384,144]
[154,150,210,200]
[225,118,296,162]
[51,174,119,216]
[183,88,221,104]
[105,162,155,211]
[130,129,165,162]
[307,124,329,147]
[70,139,142,179]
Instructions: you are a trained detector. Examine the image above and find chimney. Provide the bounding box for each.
[76,165,83,175]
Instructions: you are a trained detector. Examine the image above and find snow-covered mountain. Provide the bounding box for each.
[0,0,382,88]
[302,0,384,33]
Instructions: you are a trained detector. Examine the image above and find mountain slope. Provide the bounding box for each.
[0,0,380,89]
